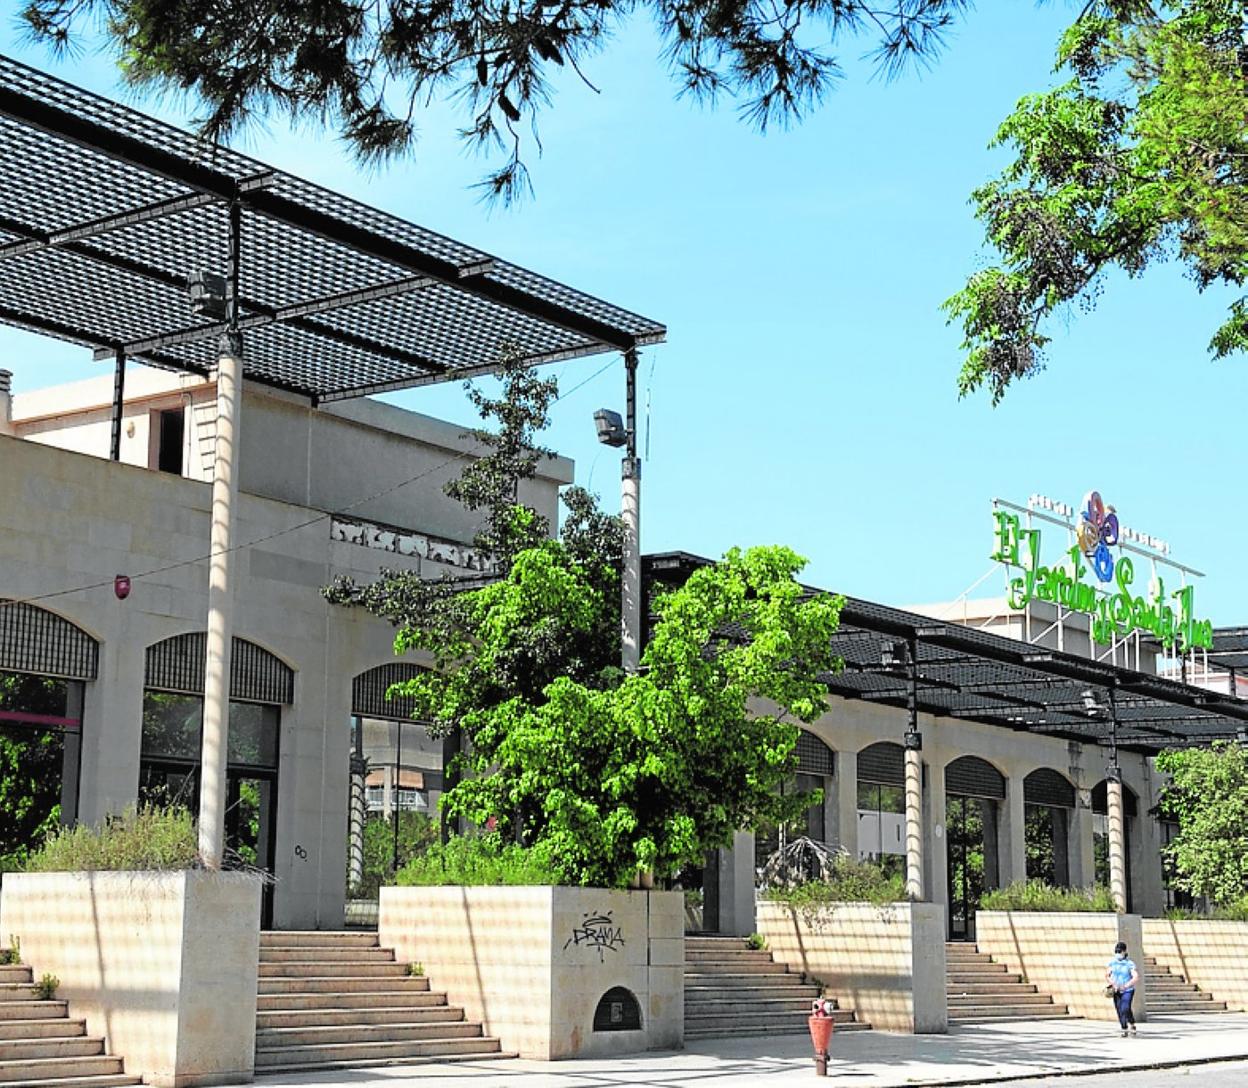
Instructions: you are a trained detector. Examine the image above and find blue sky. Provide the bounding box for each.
[2,3,1244,624]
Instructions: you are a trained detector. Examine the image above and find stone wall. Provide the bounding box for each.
[0,871,262,1087]
[975,910,1144,1021]
[757,900,947,1032]
[1142,918,1248,1011]
[379,886,683,1059]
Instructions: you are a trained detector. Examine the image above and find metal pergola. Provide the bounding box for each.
[645,553,1248,755]
[0,53,666,407]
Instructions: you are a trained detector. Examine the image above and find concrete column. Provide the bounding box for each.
[620,464,641,671]
[1135,763,1166,917]
[1106,776,1128,912]
[77,617,145,825]
[1069,788,1096,888]
[924,758,948,914]
[0,369,13,435]
[1001,774,1027,885]
[197,350,243,868]
[904,744,924,900]
[714,829,757,936]
[833,747,859,857]
[347,764,366,892]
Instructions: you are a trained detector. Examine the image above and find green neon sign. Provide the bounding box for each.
[991,510,1213,653]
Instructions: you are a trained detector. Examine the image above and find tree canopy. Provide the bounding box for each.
[22,0,971,202]
[1157,741,1248,908]
[947,0,1248,402]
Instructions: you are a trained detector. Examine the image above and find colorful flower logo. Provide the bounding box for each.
[1078,490,1119,583]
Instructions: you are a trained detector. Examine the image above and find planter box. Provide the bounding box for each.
[757,900,947,1033]
[379,886,682,1059]
[1142,918,1248,1011]
[975,910,1144,1022]
[0,870,262,1086]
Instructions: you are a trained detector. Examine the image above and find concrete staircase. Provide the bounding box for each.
[0,950,139,1087]
[256,931,510,1071]
[1143,956,1228,1015]
[684,936,869,1039]
[946,942,1071,1024]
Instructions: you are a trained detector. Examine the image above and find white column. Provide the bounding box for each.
[1003,775,1027,885]
[1107,775,1128,912]
[620,464,641,672]
[834,747,859,857]
[197,349,243,868]
[347,767,366,891]
[905,743,924,900]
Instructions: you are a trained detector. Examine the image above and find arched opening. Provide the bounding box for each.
[347,663,441,919]
[140,633,293,926]
[753,730,836,870]
[593,986,642,1032]
[1092,779,1138,912]
[1024,768,1076,887]
[856,742,906,876]
[945,755,1006,940]
[0,601,98,865]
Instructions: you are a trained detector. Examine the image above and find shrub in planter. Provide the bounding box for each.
[24,806,197,872]
[761,854,907,915]
[980,880,1116,912]
[394,832,562,887]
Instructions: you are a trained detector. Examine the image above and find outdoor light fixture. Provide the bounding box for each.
[1080,689,1105,716]
[593,408,627,448]
[881,640,909,668]
[188,270,228,320]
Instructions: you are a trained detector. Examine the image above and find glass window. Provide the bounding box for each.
[142,692,203,760]
[0,670,69,718]
[228,702,279,769]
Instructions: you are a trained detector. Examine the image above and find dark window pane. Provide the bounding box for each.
[229,703,278,768]
[878,785,905,814]
[142,692,202,760]
[856,782,877,810]
[0,671,69,718]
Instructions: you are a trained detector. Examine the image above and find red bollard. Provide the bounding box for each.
[808,998,835,1076]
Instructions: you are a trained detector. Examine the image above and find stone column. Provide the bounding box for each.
[1106,774,1128,913]
[904,741,924,900]
[197,348,243,869]
[715,830,757,935]
[833,747,859,857]
[1069,787,1096,888]
[924,757,948,914]
[347,756,367,893]
[1001,774,1028,885]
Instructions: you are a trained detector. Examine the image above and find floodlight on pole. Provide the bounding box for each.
[594,409,627,448]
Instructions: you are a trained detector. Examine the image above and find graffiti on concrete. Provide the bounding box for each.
[564,911,625,962]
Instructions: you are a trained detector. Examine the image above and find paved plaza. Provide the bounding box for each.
[256,1014,1248,1088]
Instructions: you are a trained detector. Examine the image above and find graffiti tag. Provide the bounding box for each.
[564,911,625,963]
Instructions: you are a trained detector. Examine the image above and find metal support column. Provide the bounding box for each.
[903,636,924,901]
[1106,688,1128,913]
[109,349,126,461]
[198,201,244,869]
[620,348,642,673]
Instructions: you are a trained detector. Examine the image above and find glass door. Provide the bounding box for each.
[946,794,998,940]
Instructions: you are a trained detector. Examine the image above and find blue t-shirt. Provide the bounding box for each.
[1107,956,1137,989]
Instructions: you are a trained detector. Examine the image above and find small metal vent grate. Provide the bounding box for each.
[946,755,1006,800]
[351,662,426,720]
[145,633,293,704]
[857,741,905,786]
[797,731,835,776]
[0,601,99,680]
[1024,768,1076,809]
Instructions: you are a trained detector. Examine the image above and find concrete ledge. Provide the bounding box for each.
[757,900,947,1032]
[379,885,683,1059]
[975,910,1143,1021]
[1143,918,1248,1011]
[0,870,262,1086]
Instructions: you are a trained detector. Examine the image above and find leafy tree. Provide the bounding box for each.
[947,0,1248,402]
[1156,741,1248,906]
[0,671,69,870]
[350,811,441,898]
[396,543,843,886]
[23,0,971,202]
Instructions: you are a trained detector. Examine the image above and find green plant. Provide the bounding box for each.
[761,855,908,922]
[745,932,767,951]
[406,962,425,977]
[394,833,563,887]
[0,935,18,966]
[348,812,440,899]
[33,972,58,1000]
[682,888,703,909]
[979,881,1116,913]
[1164,895,1248,922]
[24,806,197,873]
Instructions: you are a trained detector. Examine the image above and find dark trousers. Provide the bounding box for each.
[1114,988,1136,1029]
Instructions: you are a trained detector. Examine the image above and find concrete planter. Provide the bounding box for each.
[379,885,683,1059]
[975,910,1143,1021]
[0,870,262,1086]
[1142,917,1248,1011]
[757,899,947,1032]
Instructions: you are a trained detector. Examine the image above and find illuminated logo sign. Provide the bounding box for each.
[991,497,1213,653]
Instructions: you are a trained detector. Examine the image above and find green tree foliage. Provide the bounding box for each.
[351,812,441,898]
[0,672,68,870]
[22,0,971,202]
[396,543,843,886]
[947,0,1248,402]
[1156,741,1248,906]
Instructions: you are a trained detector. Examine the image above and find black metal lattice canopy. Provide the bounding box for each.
[0,55,665,403]
[645,552,1248,755]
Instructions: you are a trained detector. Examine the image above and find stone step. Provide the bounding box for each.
[685,997,836,1015]
[0,986,36,999]
[0,970,31,985]
[686,1009,853,1031]
[0,1057,129,1085]
[945,962,1010,975]
[0,1037,104,1062]
[949,1005,1071,1021]
[259,1005,463,1029]
[0,1002,68,1021]
[259,961,407,979]
[253,1035,503,1068]
[259,975,431,995]
[946,982,1038,996]
[0,1019,86,1041]
[948,992,1052,1007]
[258,1021,481,1049]
[257,988,443,1011]
[683,960,795,975]
[947,971,1021,985]
[260,947,395,964]
[686,984,820,1002]
[260,931,379,948]
[685,1019,871,1039]
[1150,999,1228,1012]
[686,938,749,948]
[251,1049,516,1075]
[0,1076,141,1088]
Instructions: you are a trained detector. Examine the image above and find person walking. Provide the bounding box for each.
[1106,940,1140,1037]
